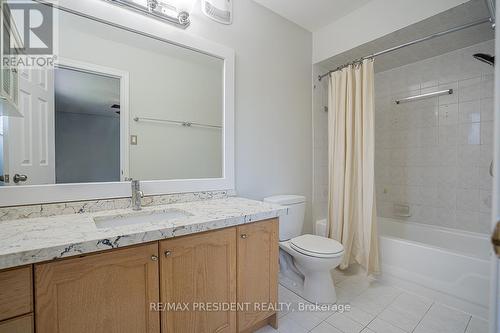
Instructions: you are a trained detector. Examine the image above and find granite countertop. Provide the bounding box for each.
[0,197,287,270]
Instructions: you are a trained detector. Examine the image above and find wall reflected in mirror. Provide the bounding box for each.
[0,2,224,186]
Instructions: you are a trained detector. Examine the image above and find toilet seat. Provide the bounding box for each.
[290,234,344,258]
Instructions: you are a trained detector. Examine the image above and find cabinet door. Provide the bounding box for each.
[35,244,160,333]
[160,228,236,333]
[0,314,33,333]
[0,266,32,321]
[237,219,279,332]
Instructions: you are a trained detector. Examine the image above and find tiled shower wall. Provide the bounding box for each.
[312,67,329,226]
[312,40,494,234]
[375,40,494,234]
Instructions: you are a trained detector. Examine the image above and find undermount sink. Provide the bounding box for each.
[93,209,191,229]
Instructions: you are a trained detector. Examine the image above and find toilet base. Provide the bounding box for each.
[279,249,338,304]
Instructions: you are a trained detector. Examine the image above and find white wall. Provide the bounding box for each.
[313,0,469,64]
[187,1,314,230]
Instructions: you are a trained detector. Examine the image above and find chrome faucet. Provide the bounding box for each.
[131,180,144,211]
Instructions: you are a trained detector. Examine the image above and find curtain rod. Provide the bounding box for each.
[318,17,492,81]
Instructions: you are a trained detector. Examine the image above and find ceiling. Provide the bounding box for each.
[251,0,373,32]
[55,67,120,118]
[317,0,494,73]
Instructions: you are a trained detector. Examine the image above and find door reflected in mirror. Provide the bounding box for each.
[0,1,224,186]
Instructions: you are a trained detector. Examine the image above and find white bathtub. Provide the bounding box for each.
[378,217,491,316]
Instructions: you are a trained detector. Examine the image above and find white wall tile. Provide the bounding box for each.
[439,104,458,126]
[458,77,481,103]
[459,100,481,123]
[456,189,480,212]
[373,40,494,234]
[458,123,481,145]
[480,98,494,122]
[480,121,494,145]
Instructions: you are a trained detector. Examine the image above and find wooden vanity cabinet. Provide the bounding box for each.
[0,266,32,322]
[0,314,33,333]
[0,266,33,333]
[29,218,278,333]
[34,243,160,333]
[237,219,279,333]
[159,228,237,333]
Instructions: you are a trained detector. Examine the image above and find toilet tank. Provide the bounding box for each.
[264,195,306,241]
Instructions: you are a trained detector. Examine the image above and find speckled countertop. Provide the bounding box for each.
[0,197,287,270]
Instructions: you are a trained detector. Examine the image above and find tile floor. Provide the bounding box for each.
[257,270,488,333]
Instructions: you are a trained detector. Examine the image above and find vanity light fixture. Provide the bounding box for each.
[104,0,196,28]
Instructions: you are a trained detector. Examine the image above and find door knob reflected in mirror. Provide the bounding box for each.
[13,174,28,184]
[492,221,500,257]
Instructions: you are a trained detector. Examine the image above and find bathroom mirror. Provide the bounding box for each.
[0,0,234,206]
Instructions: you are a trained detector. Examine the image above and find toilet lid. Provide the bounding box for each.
[290,234,344,257]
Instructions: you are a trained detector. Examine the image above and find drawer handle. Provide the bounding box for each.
[164,250,172,257]
[151,255,159,261]
[240,234,248,239]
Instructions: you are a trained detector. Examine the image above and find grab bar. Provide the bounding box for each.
[133,116,222,130]
[395,89,453,104]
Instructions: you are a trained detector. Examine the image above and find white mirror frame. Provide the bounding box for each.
[0,0,235,207]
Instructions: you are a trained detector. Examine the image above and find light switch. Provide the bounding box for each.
[130,135,138,145]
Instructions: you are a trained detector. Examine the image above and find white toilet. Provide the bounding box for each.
[264,195,344,304]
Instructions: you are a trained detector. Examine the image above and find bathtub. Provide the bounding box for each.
[378,217,491,316]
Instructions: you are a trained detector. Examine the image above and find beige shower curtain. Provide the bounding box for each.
[327,59,379,274]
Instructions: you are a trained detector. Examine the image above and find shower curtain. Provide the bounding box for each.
[327,59,379,274]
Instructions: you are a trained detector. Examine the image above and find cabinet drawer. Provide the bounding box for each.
[0,314,33,333]
[0,267,32,321]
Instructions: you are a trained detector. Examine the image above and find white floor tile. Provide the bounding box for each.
[279,285,304,304]
[336,286,359,304]
[367,318,407,333]
[378,292,433,332]
[343,306,376,326]
[309,306,340,321]
[336,275,373,298]
[326,312,365,333]
[466,317,489,333]
[310,322,344,333]
[285,310,324,331]
[414,304,471,333]
[276,272,479,333]
[255,325,278,333]
[351,283,402,315]
[277,315,308,333]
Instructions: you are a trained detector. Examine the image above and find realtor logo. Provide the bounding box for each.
[3,0,54,55]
